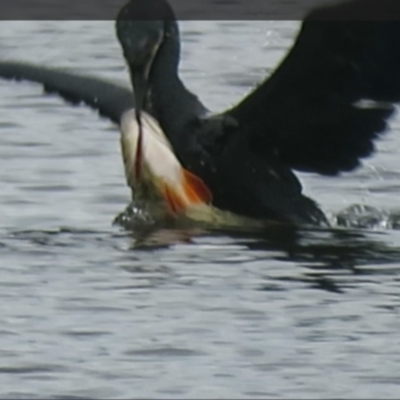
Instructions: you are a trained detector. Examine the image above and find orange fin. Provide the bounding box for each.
[161,171,212,216]
[162,184,187,215]
[182,169,212,204]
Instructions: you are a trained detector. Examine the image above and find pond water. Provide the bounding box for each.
[1,20,400,399]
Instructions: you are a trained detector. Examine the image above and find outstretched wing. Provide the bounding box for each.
[225,0,400,175]
[0,62,134,124]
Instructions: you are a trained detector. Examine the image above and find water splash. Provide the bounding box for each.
[333,204,400,230]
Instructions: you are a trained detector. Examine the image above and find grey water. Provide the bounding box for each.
[1,20,400,399]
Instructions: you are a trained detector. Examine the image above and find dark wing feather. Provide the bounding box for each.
[225,0,400,175]
[0,62,134,124]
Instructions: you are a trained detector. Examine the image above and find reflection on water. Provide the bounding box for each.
[121,217,400,293]
[5,219,400,315]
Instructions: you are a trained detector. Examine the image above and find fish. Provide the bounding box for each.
[119,109,265,229]
[120,109,212,215]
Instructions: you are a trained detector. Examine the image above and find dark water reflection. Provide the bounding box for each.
[127,221,400,293]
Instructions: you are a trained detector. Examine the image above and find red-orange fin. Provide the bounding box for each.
[162,184,187,215]
[182,169,213,204]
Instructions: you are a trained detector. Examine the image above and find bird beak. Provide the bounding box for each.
[130,64,151,181]
[131,65,148,126]
[130,37,161,125]
[128,37,162,180]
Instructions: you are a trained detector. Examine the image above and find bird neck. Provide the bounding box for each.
[145,20,207,156]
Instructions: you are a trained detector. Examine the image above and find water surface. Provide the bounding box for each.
[1,20,400,399]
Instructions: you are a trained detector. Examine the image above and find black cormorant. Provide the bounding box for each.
[1,0,400,226]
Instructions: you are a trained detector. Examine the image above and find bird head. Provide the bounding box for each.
[116,0,175,126]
